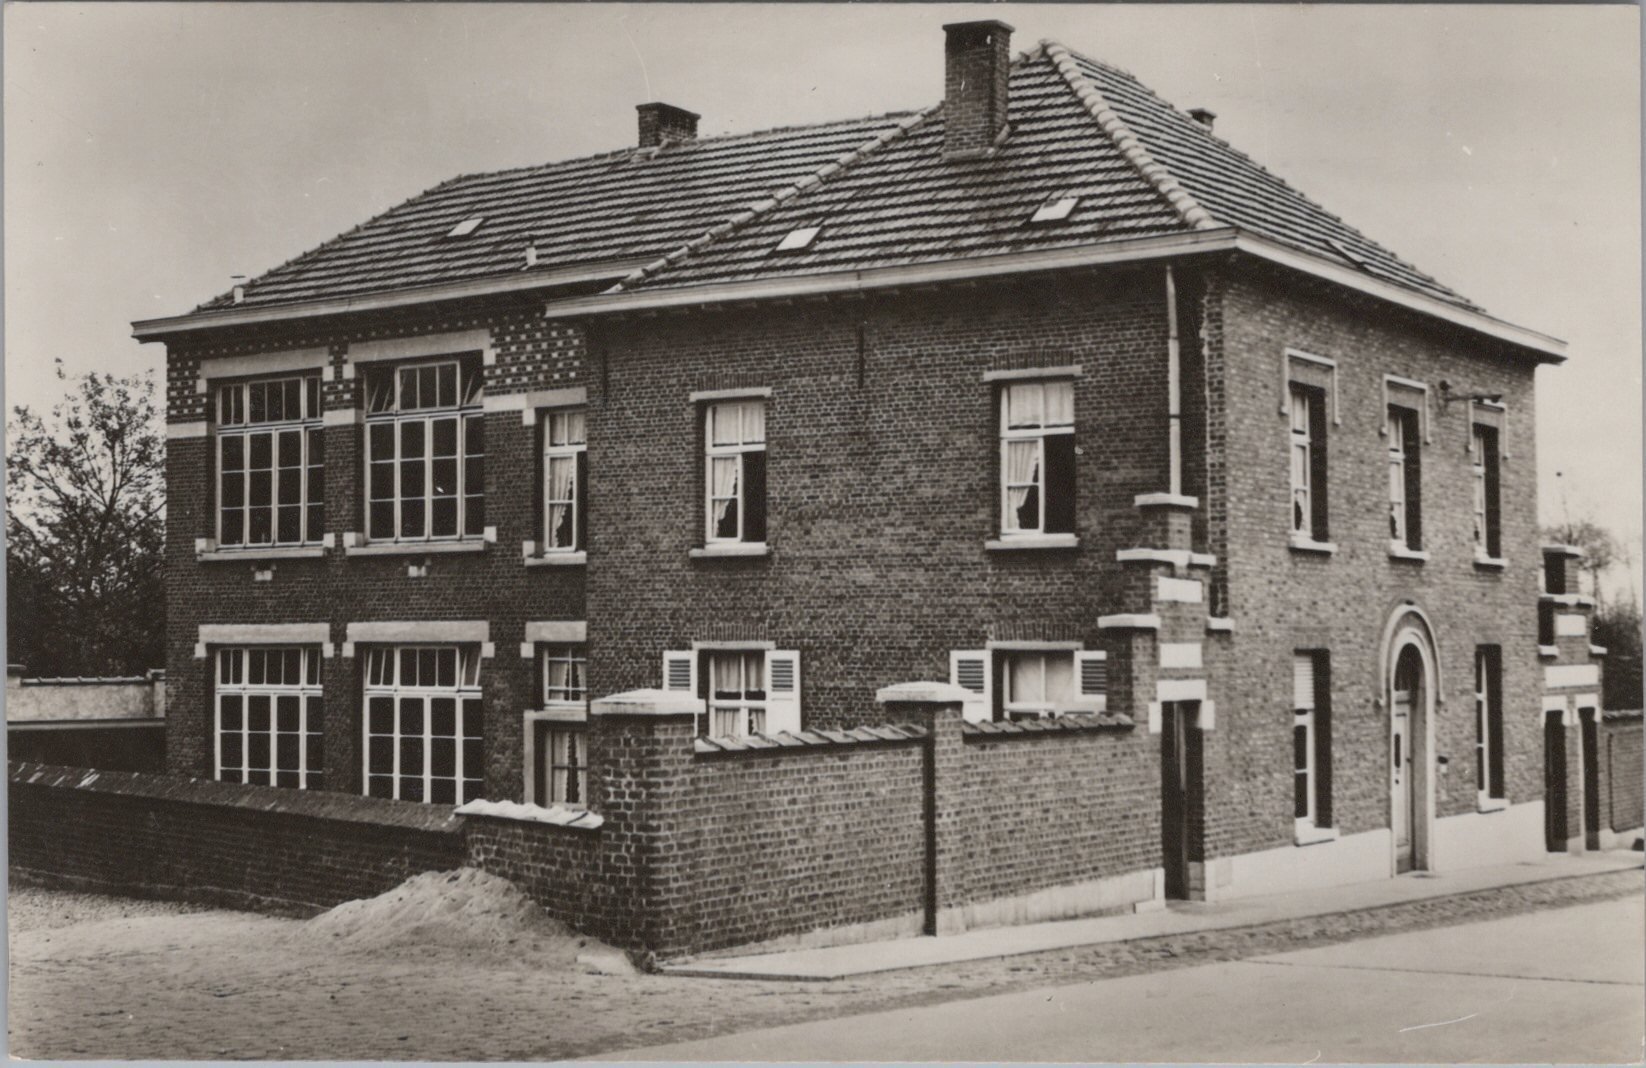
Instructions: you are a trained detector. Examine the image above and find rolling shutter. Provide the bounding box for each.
[949,650,992,723]
[765,650,801,734]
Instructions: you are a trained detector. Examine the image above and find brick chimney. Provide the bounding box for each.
[943,20,1014,159]
[637,103,700,148]
[1188,108,1217,132]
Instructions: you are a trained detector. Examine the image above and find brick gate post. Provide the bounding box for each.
[877,681,969,936]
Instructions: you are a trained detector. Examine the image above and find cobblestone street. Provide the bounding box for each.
[8,868,1640,1061]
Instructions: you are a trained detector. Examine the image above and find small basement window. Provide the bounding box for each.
[447,216,485,238]
[774,225,821,252]
[1030,197,1079,224]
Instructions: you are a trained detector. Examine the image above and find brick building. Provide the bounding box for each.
[129,22,1622,949]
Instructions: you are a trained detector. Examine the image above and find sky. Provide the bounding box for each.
[5,3,1640,594]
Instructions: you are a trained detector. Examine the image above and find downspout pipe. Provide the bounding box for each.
[1165,264,1183,497]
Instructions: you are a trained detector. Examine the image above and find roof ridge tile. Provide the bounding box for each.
[1042,40,1218,233]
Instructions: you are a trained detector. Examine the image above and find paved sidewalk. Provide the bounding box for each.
[663,851,1644,980]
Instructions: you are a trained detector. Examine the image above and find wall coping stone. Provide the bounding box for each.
[962,712,1133,739]
[1603,709,1643,723]
[9,762,462,834]
[875,681,972,705]
[454,798,603,830]
[693,724,926,757]
[591,689,703,717]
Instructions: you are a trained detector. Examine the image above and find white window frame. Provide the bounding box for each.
[1289,385,1314,537]
[541,642,588,709]
[1387,405,1414,548]
[1475,647,1506,808]
[954,647,1105,722]
[362,644,483,805]
[364,359,485,544]
[706,649,768,737]
[1001,650,1077,720]
[214,646,323,789]
[216,375,324,548]
[541,409,586,554]
[1293,653,1318,830]
[541,725,587,806]
[704,400,765,545]
[998,380,1074,537]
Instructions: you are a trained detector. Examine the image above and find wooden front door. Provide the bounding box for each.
[1391,646,1423,874]
[1545,710,1568,851]
[1161,702,1198,899]
[1582,708,1601,851]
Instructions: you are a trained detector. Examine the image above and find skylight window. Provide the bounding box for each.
[1030,197,1079,224]
[447,216,485,238]
[774,225,822,253]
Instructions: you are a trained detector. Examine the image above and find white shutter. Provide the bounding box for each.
[1074,650,1108,712]
[663,650,696,694]
[949,650,992,724]
[1293,653,1316,711]
[765,650,801,734]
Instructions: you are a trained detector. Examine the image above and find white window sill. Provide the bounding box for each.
[1477,794,1510,814]
[345,540,487,557]
[986,533,1079,551]
[1473,555,1508,571]
[1388,543,1430,563]
[690,543,770,559]
[1538,644,1559,659]
[1206,617,1235,633]
[525,551,586,568]
[526,705,588,724]
[198,546,326,562]
[1294,821,1340,847]
[1289,535,1337,555]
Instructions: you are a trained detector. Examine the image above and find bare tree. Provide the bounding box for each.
[6,362,165,677]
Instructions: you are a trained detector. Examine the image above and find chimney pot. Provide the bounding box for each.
[942,20,1014,159]
[636,102,700,148]
[1188,108,1217,131]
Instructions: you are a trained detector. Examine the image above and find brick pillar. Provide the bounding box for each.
[877,682,968,935]
[589,688,703,960]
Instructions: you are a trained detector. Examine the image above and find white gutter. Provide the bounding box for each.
[129,257,654,342]
[541,229,1566,363]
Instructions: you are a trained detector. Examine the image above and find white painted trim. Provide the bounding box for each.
[1539,645,1560,659]
[1133,492,1198,509]
[1159,642,1203,670]
[1388,544,1431,563]
[344,540,487,557]
[1098,614,1161,630]
[347,328,493,369]
[985,533,1079,551]
[1288,535,1337,555]
[195,347,329,393]
[1116,548,1215,568]
[1382,374,1433,442]
[687,386,773,403]
[525,551,587,568]
[1283,348,1341,426]
[690,639,776,651]
[1545,664,1601,689]
[1147,701,1162,734]
[1156,678,1206,702]
[322,408,363,427]
[483,386,588,415]
[1541,592,1596,608]
[1541,543,1586,559]
[197,546,325,562]
[166,421,209,439]
[1195,700,1216,730]
[985,639,1083,651]
[1156,576,1203,603]
[1589,644,1609,657]
[1555,613,1588,638]
[1476,794,1510,814]
[196,623,331,659]
[1542,694,1570,715]
[1473,555,1508,571]
[1293,822,1341,846]
[689,543,770,558]
[981,365,1082,383]
[1572,693,1600,711]
[343,620,490,651]
[131,257,653,340]
[1206,617,1235,633]
[525,621,587,645]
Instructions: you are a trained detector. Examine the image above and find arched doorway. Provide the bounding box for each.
[1383,607,1439,874]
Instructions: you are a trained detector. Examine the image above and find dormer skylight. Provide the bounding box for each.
[1030,197,1079,224]
[447,216,485,238]
[774,225,822,252]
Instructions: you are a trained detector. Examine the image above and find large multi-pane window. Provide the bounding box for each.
[365,360,484,542]
[1288,384,1328,541]
[541,409,587,553]
[999,380,1076,536]
[541,643,587,707]
[1292,651,1332,829]
[1387,406,1422,551]
[1475,646,1505,803]
[217,375,324,547]
[704,400,767,544]
[363,645,483,804]
[216,646,323,789]
[1471,424,1502,559]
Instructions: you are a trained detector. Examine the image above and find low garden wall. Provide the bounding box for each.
[1604,712,1642,835]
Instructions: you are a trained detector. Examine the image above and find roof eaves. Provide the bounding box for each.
[1043,39,1219,233]
[612,104,943,294]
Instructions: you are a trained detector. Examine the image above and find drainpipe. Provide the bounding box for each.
[1165,265,1183,497]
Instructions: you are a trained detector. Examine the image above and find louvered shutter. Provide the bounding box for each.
[949,650,992,723]
[765,650,801,734]
[575,451,589,552]
[1074,650,1108,712]
[663,650,696,693]
[1293,653,1316,711]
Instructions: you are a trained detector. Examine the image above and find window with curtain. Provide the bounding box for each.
[1293,651,1332,829]
[1475,646,1505,802]
[1387,405,1422,550]
[1471,424,1502,559]
[999,380,1075,536]
[1288,384,1328,541]
[217,375,324,547]
[541,409,586,553]
[364,359,484,543]
[535,724,586,806]
[707,650,766,737]
[703,400,766,544]
[216,646,323,789]
[363,644,483,804]
[541,643,587,707]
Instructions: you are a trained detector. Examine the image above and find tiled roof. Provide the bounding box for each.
[197,114,916,311]
[619,44,1478,311]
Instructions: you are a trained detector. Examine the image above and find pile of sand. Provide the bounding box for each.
[295,868,633,974]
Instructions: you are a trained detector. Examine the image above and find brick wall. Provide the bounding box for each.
[1605,716,1642,834]
[9,762,464,914]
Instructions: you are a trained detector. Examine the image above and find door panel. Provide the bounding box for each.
[1161,703,1196,900]
[1545,711,1568,851]
[1392,694,1413,873]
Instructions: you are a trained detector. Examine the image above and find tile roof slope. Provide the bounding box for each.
[621,45,1480,313]
[617,51,1194,292]
[195,114,916,311]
